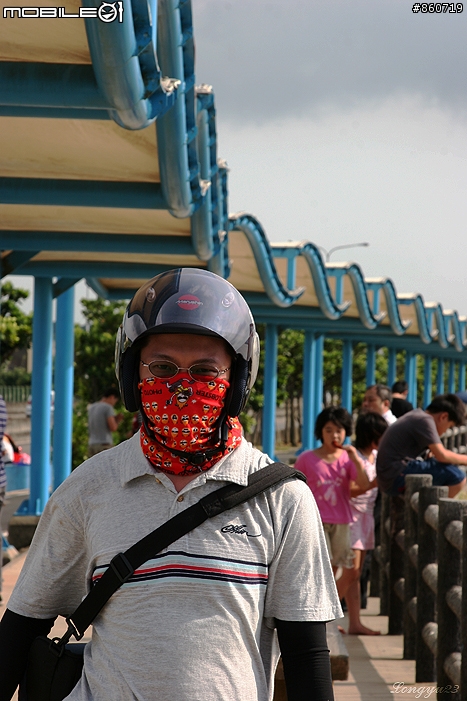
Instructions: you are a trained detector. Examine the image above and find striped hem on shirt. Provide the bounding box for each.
[92,550,269,588]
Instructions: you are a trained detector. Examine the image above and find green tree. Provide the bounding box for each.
[0,281,33,366]
[74,298,126,403]
[276,329,304,445]
[241,326,305,445]
[243,332,409,448]
[73,298,132,468]
[240,324,265,443]
[0,366,31,386]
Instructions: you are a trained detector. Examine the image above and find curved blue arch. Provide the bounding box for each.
[154,0,228,266]
[191,86,223,262]
[83,0,179,130]
[366,278,411,336]
[156,0,201,218]
[327,263,384,330]
[458,318,467,349]
[229,213,305,308]
[433,304,450,349]
[207,157,230,277]
[191,104,213,260]
[443,310,464,352]
[213,160,231,278]
[293,243,349,321]
[397,294,435,345]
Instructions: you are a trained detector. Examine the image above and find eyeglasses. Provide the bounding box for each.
[140,360,230,382]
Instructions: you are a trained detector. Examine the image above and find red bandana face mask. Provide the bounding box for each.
[139,375,243,475]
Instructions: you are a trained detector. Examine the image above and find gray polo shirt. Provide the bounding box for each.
[9,434,341,701]
[87,401,115,446]
[376,408,440,493]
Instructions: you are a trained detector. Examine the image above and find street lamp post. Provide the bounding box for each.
[318,242,370,262]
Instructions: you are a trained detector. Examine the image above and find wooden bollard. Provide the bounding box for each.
[415,485,448,683]
[403,474,432,660]
[437,498,466,700]
[461,512,467,700]
[388,494,405,635]
[369,491,382,597]
[379,492,390,616]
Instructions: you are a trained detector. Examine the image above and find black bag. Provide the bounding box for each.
[20,463,305,701]
[20,638,86,701]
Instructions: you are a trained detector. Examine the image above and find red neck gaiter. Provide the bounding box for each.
[139,375,243,475]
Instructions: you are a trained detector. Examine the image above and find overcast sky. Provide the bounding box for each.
[6,0,467,321]
[192,0,467,312]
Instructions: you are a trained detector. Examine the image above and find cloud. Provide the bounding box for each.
[192,0,467,124]
[216,98,467,310]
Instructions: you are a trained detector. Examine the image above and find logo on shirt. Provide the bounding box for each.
[221,523,262,538]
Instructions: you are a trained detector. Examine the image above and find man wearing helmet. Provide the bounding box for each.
[0,269,341,701]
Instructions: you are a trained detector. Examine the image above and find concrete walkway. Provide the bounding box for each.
[334,599,436,700]
[1,552,437,701]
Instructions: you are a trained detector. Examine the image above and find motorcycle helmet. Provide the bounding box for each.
[115,268,260,420]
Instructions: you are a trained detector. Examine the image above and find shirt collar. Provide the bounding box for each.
[120,432,160,486]
[383,408,397,424]
[120,432,250,488]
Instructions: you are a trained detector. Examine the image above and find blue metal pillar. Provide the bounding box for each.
[341,340,353,413]
[388,348,397,388]
[448,360,455,394]
[313,334,324,447]
[52,286,75,489]
[405,351,417,406]
[262,324,278,459]
[366,344,376,387]
[423,356,432,408]
[459,362,466,393]
[437,358,445,395]
[27,277,54,514]
[300,331,316,453]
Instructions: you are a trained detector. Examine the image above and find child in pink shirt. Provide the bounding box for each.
[295,407,370,599]
[296,407,370,603]
[342,411,388,635]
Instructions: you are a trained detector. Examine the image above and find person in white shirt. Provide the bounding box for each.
[362,384,397,425]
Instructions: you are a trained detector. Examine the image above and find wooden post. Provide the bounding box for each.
[388,495,405,634]
[370,491,381,597]
[379,492,390,616]
[461,512,467,700]
[403,475,433,660]
[437,498,466,700]
[415,485,448,683]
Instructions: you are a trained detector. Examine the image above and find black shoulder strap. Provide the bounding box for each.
[66,462,305,641]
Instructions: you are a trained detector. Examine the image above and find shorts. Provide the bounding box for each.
[391,457,465,495]
[88,443,113,457]
[322,523,354,569]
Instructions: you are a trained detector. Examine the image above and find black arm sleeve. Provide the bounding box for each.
[0,608,55,701]
[275,618,334,701]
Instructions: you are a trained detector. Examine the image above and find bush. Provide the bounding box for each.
[72,398,136,470]
[0,367,32,386]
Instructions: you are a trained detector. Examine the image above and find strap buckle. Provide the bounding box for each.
[49,619,83,657]
[109,552,134,584]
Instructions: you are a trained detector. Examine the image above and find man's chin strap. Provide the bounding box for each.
[140,410,230,467]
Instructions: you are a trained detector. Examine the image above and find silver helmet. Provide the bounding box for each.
[115,268,260,416]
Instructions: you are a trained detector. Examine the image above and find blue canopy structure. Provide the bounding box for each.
[1,0,466,522]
